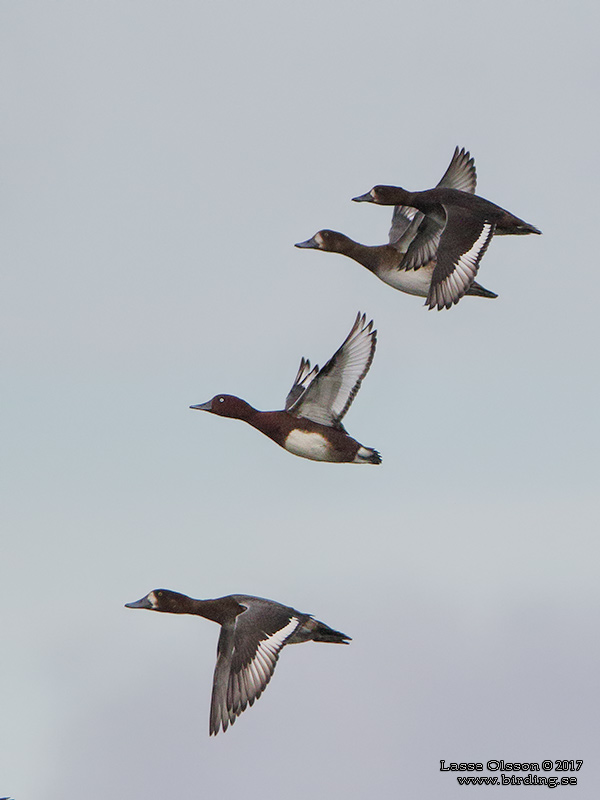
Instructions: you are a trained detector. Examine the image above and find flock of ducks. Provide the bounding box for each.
[297,146,539,309]
[126,147,540,735]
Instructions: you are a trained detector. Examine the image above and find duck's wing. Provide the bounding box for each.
[436,146,477,194]
[388,203,423,248]
[210,621,237,736]
[284,357,319,411]
[397,211,446,271]
[209,602,301,735]
[426,207,495,310]
[389,147,476,255]
[288,313,376,428]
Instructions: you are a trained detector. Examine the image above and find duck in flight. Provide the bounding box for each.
[296,147,498,308]
[191,312,381,464]
[125,589,350,735]
[351,149,541,309]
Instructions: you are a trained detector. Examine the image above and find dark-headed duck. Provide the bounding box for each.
[297,147,497,308]
[352,151,541,309]
[125,589,350,735]
[191,312,381,464]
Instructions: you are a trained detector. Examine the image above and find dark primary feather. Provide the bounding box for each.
[210,623,237,735]
[284,357,319,411]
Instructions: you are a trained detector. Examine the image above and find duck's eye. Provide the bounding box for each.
[157,591,163,597]
[218,397,225,403]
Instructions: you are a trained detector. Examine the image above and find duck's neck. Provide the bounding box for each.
[187,596,244,623]
[340,239,397,273]
[246,410,288,442]
[229,400,259,423]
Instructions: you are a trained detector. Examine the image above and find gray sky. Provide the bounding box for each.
[3,2,599,798]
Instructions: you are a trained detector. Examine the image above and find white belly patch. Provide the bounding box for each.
[380,266,432,296]
[284,429,333,461]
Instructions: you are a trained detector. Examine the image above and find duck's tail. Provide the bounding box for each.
[496,216,542,235]
[512,221,542,235]
[467,281,498,299]
[354,445,382,465]
[311,620,351,644]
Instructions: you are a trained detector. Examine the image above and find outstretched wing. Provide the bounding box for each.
[288,313,376,428]
[389,146,477,257]
[426,207,495,310]
[284,357,319,411]
[209,603,300,735]
[436,146,477,194]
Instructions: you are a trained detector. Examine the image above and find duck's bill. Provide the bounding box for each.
[125,596,153,609]
[351,191,373,203]
[294,237,319,249]
[190,401,212,411]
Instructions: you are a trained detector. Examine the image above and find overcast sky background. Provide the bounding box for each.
[3,2,599,798]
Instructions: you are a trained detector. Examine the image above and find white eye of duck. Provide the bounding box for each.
[218,397,225,403]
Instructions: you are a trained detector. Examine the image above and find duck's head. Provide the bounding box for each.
[125,589,187,613]
[190,394,254,420]
[295,230,353,253]
[352,185,407,205]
